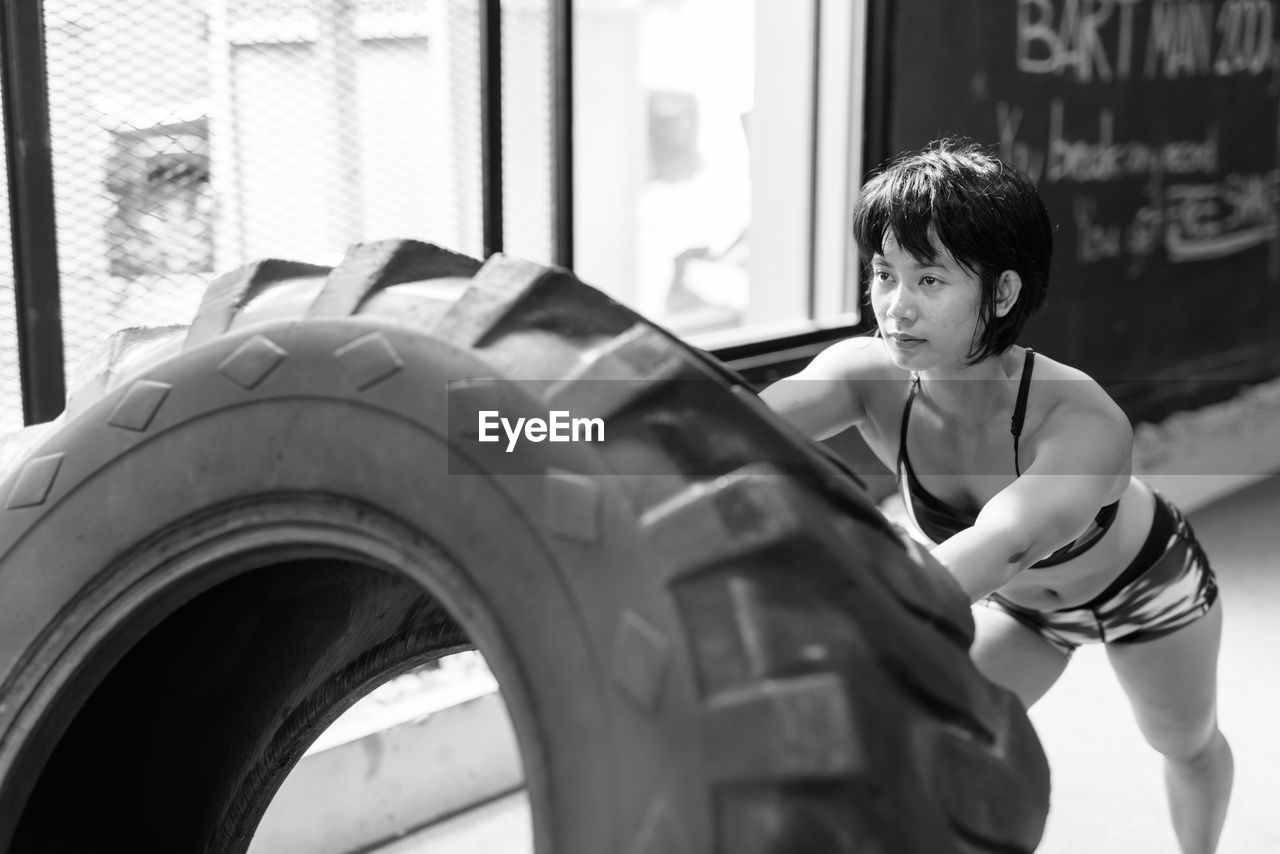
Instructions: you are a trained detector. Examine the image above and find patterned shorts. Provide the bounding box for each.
[980,490,1218,657]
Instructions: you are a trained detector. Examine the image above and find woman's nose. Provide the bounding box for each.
[886,289,915,323]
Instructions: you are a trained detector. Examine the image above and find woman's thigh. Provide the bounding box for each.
[971,605,1072,710]
[1105,599,1224,758]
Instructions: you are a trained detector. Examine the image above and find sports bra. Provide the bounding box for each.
[895,349,1120,568]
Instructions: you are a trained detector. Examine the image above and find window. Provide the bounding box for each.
[5,0,869,425]
[40,0,490,390]
[572,0,867,344]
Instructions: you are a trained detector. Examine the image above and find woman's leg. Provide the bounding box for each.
[970,605,1071,709]
[1106,600,1233,854]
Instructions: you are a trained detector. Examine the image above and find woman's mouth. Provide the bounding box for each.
[887,333,925,350]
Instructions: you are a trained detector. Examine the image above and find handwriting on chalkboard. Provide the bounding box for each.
[997,99,1219,185]
[997,94,1278,266]
[1073,171,1279,266]
[999,1,1280,267]
[1018,0,1276,82]
[1165,172,1280,259]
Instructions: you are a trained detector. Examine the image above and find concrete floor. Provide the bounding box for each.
[370,792,531,854]
[1032,474,1280,854]
[379,475,1280,854]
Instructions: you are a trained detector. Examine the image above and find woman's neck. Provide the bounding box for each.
[914,348,1024,426]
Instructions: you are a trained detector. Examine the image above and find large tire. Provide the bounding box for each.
[0,239,1049,853]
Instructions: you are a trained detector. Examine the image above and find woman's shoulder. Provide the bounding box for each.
[1028,350,1132,442]
[807,335,913,412]
[810,334,909,383]
[759,334,907,440]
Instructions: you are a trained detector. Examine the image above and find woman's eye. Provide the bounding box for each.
[872,269,892,282]
[921,275,941,286]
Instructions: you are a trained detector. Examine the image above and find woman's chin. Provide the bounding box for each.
[882,337,928,369]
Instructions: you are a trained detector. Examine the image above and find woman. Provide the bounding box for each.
[761,139,1232,853]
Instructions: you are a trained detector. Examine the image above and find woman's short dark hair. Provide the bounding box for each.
[851,138,1053,363]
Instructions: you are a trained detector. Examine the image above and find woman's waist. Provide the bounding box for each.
[994,476,1158,611]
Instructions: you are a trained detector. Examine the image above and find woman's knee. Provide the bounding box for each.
[1139,715,1225,765]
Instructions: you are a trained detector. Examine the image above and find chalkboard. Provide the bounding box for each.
[876,0,1280,420]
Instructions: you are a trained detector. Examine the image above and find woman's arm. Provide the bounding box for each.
[758,337,880,440]
[931,403,1133,603]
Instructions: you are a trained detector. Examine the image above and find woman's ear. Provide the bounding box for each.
[995,270,1022,318]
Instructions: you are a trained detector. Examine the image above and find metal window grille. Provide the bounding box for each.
[3,0,568,426]
[41,0,505,395]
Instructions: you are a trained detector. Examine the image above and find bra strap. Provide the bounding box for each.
[897,373,921,474]
[1011,349,1035,476]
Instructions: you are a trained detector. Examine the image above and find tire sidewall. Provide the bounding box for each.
[0,318,678,852]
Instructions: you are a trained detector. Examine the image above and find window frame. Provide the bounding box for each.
[1,0,66,425]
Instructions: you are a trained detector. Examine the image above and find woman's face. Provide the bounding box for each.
[869,230,986,372]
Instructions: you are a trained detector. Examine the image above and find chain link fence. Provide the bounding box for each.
[12,0,554,431]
